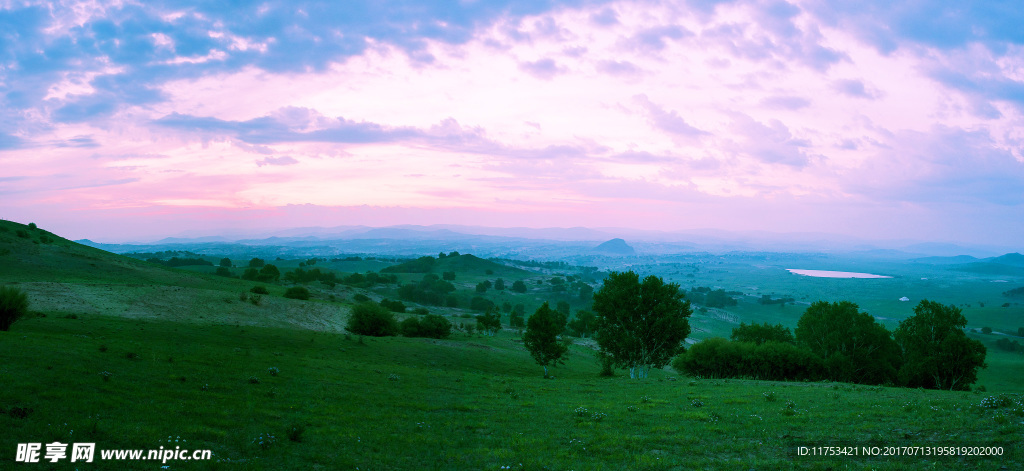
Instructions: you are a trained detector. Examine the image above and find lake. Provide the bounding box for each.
[787,269,892,279]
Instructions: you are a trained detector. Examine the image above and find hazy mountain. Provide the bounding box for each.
[592,238,636,255]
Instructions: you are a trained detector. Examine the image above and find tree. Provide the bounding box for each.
[215,266,232,277]
[592,271,692,379]
[731,322,795,345]
[475,281,490,293]
[475,308,501,336]
[511,280,527,293]
[895,300,987,390]
[258,264,281,282]
[567,310,597,338]
[795,301,901,385]
[248,258,265,268]
[494,278,505,291]
[523,302,568,377]
[442,271,456,281]
[510,304,526,328]
[219,257,232,267]
[347,302,398,337]
[0,285,29,331]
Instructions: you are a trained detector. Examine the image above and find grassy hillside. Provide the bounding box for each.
[2,314,1021,470]
[0,220,351,331]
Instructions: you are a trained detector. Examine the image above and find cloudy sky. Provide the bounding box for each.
[1,0,1023,244]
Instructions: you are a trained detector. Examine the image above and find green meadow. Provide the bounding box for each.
[2,220,1023,469]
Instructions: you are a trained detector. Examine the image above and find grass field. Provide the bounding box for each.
[2,220,1023,468]
[2,314,1022,470]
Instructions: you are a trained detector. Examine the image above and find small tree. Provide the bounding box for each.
[510,304,526,328]
[593,271,692,379]
[476,308,501,336]
[895,300,987,390]
[523,302,568,378]
[219,257,232,267]
[567,310,597,338]
[0,285,30,331]
[494,278,505,290]
[442,271,456,281]
[248,258,266,268]
[215,266,232,277]
[511,280,527,293]
[347,302,398,337]
[258,264,281,282]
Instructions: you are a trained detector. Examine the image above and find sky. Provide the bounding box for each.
[1,0,1023,245]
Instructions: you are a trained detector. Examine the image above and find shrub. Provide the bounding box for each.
[353,293,370,303]
[15,229,30,239]
[0,285,30,331]
[400,317,423,337]
[215,266,232,277]
[347,302,398,337]
[284,287,310,300]
[981,326,993,334]
[250,286,270,295]
[380,298,406,313]
[418,314,452,339]
[28,222,37,230]
[249,295,262,306]
[413,307,429,315]
[400,314,452,339]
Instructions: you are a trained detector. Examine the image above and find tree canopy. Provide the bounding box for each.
[795,301,901,385]
[593,271,691,379]
[523,302,568,378]
[895,300,986,390]
[731,322,795,345]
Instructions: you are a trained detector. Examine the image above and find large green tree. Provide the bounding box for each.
[592,271,692,379]
[895,300,986,390]
[795,301,901,385]
[523,302,568,378]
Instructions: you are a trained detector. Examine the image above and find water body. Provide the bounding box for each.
[787,269,892,279]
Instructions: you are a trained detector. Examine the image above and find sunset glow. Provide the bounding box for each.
[2,0,1022,244]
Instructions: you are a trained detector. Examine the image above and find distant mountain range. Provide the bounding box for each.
[76,224,1019,259]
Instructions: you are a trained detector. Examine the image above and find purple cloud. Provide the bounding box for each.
[518,58,563,80]
[256,156,299,167]
[760,96,812,110]
[635,95,708,139]
[833,79,879,98]
[595,60,642,76]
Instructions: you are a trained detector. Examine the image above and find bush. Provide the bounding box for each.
[413,307,429,315]
[0,285,30,331]
[284,287,310,300]
[400,314,452,338]
[981,326,993,334]
[353,293,370,303]
[15,229,29,239]
[347,302,398,337]
[250,286,270,295]
[380,299,406,313]
[215,266,232,277]
[28,223,37,230]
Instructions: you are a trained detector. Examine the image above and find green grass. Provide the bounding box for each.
[2,314,1022,470]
